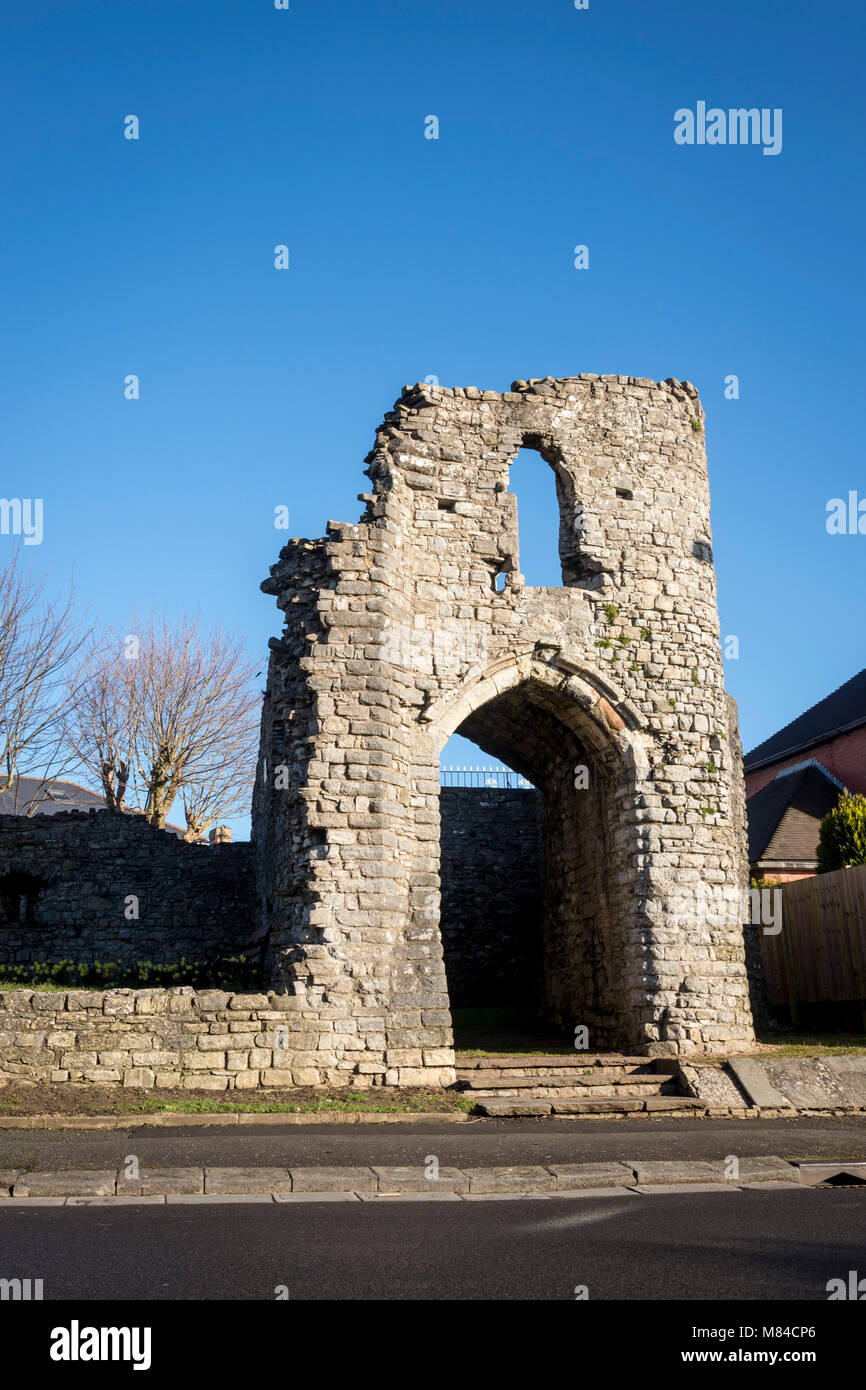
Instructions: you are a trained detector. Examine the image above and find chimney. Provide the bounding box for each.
[209,825,231,845]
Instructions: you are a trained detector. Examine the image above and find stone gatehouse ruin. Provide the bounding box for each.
[252,374,757,1084]
[0,374,759,1089]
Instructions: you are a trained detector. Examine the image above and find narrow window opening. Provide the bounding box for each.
[505,448,565,587]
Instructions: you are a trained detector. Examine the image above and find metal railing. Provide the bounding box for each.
[440,766,535,789]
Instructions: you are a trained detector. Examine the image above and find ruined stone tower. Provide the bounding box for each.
[253,375,756,1087]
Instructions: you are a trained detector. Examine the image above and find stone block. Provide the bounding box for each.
[14,1171,117,1197]
[372,1166,469,1194]
[118,1168,204,1195]
[464,1166,556,1194]
[204,1167,292,1194]
[290,1167,377,1193]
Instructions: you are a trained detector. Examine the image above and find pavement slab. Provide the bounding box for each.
[66,1196,167,1206]
[289,1166,377,1193]
[117,1167,204,1195]
[727,1058,796,1110]
[372,1165,469,1193]
[548,1162,636,1189]
[629,1160,726,1186]
[712,1155,795,1183]
[632,1183,744,1195]
[464,1165,556,1193]
[166,1193,275,1204]
[273,1192,360,1203]
[204,1167,292,1194]
[13,1170,116,1197]
[359,1191,463,1202]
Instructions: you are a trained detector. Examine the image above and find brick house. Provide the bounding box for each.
[744,667,866,880]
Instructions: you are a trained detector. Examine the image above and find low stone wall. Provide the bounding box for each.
[0,811,254,967]
[0,988,456,1089]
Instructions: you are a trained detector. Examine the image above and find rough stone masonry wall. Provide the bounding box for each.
[254,374,756,1085]
[0,811,254,967]
[0,988,375,1088]
[439,786,544,1007]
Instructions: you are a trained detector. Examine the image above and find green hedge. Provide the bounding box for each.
[0,956,263,992]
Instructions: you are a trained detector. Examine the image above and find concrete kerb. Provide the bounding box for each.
[0,1157,837,1202]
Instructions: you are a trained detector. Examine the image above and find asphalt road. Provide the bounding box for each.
[1,1188,865,1300]
[2,1115,866,1172]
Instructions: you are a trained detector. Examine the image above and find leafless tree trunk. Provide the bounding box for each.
[0,551,90,813]
[68,612,260,835]
[66,638,140,812]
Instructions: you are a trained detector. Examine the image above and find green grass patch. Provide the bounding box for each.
[105,1094,473,1116]
[0,982,69,992]
[748,1033,866,1058]
[0,1085,474,1117]
[0,957,262,992]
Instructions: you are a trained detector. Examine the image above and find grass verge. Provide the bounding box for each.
[0,1083,473,1117]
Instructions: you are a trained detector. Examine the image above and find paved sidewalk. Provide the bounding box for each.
[0,1155,843,1202]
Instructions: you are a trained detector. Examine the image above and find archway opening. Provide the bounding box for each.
[437,674,620,1053]
[439,740,548,1049]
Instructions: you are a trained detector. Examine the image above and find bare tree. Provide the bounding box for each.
[68,612,260,837]
[0,551,90,814]
[180,755,256,843]
[66,636,140,812]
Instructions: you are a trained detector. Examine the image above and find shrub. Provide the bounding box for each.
[816,793,866,873]
[0,955,263,992]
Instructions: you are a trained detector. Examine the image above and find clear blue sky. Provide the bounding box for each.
[3,0,864,836]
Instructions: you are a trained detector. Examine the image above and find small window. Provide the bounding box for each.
[0,872,45,925]
[615,487,633,500]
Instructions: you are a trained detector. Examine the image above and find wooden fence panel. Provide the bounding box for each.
[760,865,866,1005]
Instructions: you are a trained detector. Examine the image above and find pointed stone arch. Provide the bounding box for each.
[422,649,649,768]
[413,649,656,1050]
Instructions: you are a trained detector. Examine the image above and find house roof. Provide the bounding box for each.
[0,776,106,817]
[0,777,185,836]
[747,763,842,866]
[744,667,866,771]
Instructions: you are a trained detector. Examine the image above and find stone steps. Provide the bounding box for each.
[468,1085,678,1100]
[476,1095,707,1117]
[456,1052,691,1116]
[456,1053,651,1074]
[461,1072,674,1097]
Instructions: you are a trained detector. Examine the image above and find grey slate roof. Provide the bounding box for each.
[0,776,106,817]
[0,776,185,836]
[744,667,866,771]
[747,763,842,866]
